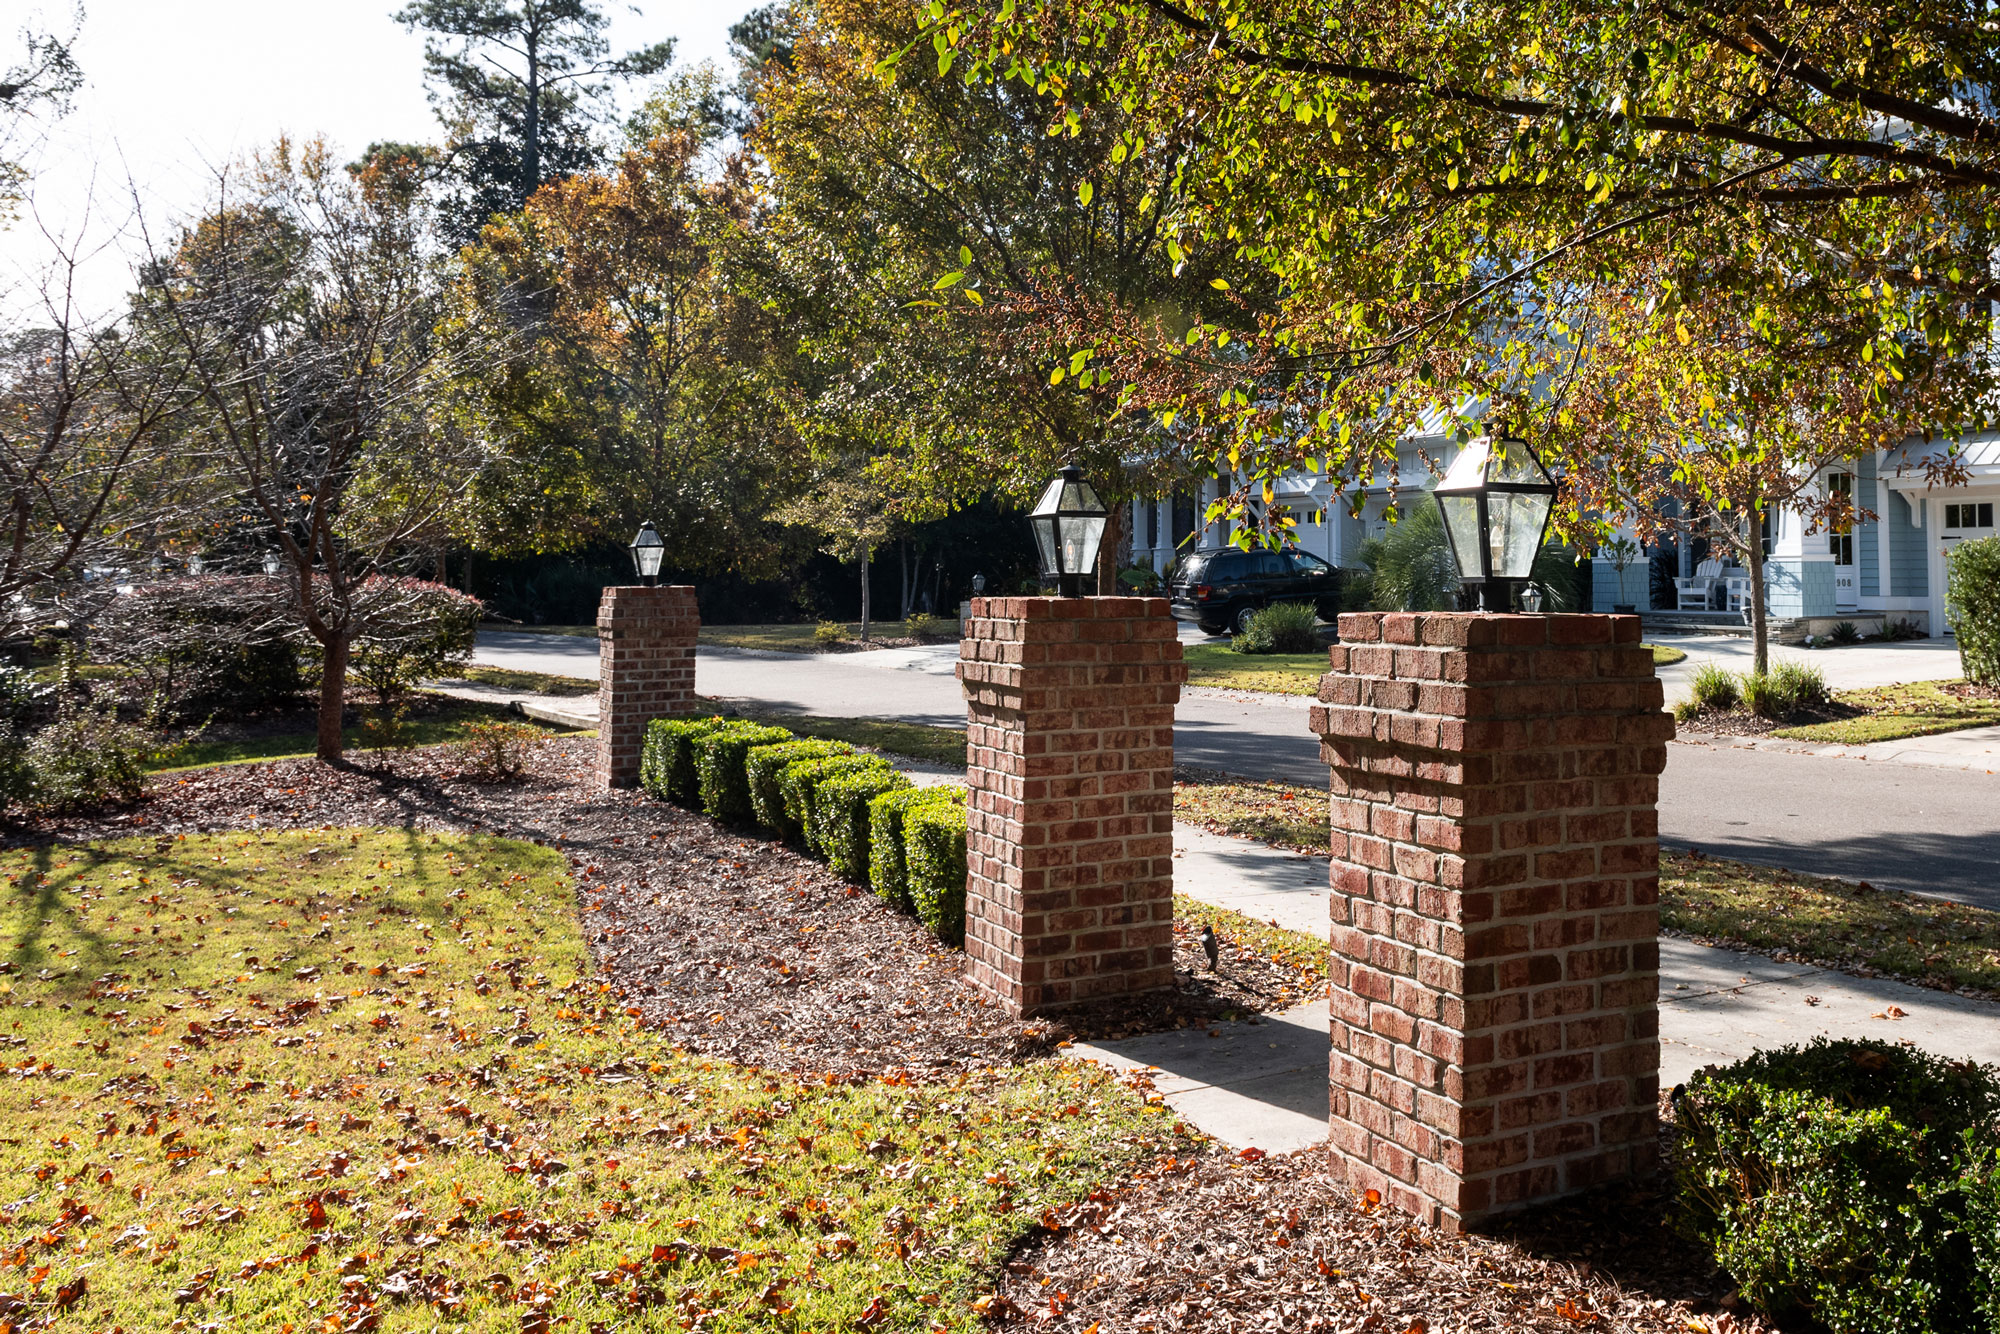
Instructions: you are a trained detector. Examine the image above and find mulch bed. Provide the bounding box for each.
[12,736,1323,1072]
[992,1133,1758,1333]
[1675,701,1862,738]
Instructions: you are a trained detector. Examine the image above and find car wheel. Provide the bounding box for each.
[1197,621,1227,637]
[1234,604,1259,635]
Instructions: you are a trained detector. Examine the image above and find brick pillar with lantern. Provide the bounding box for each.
[595,584,699,788]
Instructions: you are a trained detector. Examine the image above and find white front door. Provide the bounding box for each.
[1940,496,1998,634]
[1828,471,1859,610]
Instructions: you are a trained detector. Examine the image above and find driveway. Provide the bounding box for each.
[477,629,2000,909]
[1652,633,1962,702]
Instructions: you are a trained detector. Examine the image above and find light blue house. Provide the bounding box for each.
[1125,433,2000,639]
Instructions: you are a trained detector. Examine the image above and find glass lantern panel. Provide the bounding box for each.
[1060,477,1104,513]
[1488,491,1552,579]
[1030,474,1068,518]
[634,544,666,577]
[1058,514,1106,575]
[1436,494,1484,579]
[1490,440,1553,487]
[1435,437,1492,493]
[1031,515,1060,576]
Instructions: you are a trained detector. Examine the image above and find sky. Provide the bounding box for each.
[2,0,758,319]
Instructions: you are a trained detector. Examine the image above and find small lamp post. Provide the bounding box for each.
[1432,434,1558,612]
[971,573,985,596]
[187,554,206,577]
[1028,464,1108,597]
[629,521,666,587]
[262,550,283,577]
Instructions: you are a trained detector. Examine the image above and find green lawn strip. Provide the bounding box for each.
[726,709,970,769]
[151,701,578,773]
[1770,678,2000,744]
[1172,768,1330,853]
[1661,848,2000,997]
[0,830,1189,1330]
[699,622,959,653]
[1646,643,1687,666]
[1173,770,2000,999]
[1172,894,1327,998]
[1180,644,1328,696]
[480,623,596,638]
[452,664,598,697]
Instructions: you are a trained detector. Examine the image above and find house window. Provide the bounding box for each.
[1827,472,1853,564]
[1946,502,1995,529]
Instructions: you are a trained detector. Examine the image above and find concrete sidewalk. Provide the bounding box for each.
[1072,824,2000,1152]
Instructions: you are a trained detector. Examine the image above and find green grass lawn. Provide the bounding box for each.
[1771,678,2000,745]
[1176,769,2000,996]
[479,622,597,638]
[1183,641,1687,696]
[699,622,960,653]
[0,829,1185,1330]
[153,700,580,773]
[453,664,598,697]
[722,708,969,768]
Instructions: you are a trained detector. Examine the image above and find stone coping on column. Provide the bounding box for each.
[957,596,1187,1016]
[595,584,700,790]
[1310,610,1672,1231]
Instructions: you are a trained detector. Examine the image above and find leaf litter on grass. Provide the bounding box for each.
[0,829,1193,1330]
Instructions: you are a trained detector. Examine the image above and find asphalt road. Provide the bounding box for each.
[477,631,2000,910]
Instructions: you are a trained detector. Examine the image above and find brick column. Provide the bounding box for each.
[596,584,699,788]
[1309,612,1671,1230]
[957,597,1187,1015]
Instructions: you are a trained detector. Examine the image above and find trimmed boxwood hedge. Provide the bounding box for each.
[641,716,731,803]
[1674,1038,2000,1334]
[813,768,913,882]
[1948,533,2000,684]
[695,723,794,824]
[867,787,963,912]
[746,738,854,835]
[905,798,970,946]
[780,754,893,855]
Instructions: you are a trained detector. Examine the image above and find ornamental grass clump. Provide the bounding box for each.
[641,715,731,804]
[1231,601,1319,654]
[813,768,913,881]
[694,722,793,824]
[1689,662,1741,713]
[1674,1038,2000,1334]
[1949,534,2000,684]
[746,738,854,834]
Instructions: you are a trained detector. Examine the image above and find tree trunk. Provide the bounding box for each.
[1746,525,1769,677]
[522,30,541,199]
[859,545,872,642]
[899,540,911,621]
[317,632,351,762]
[1096,500,1125,596]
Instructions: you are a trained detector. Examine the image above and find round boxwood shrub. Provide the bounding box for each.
[695,723,793,824]
[1674,1038,2000,1334]
[746,738,854,835]
[867,786,962,911]
[641,716,731,804]
[904,798,970,946]
[812,768,912,882]
[1948,534,2000,684]
[780,753,891,854]
[1231,601,1320,654]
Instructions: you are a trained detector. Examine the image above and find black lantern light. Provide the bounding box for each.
[1432,434,1558,611]
[629,521,666,586]
[1028,464,1108,597]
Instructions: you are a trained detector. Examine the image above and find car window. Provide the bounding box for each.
[1287,551,1333,575]
[1249,552,1288,578]
[1170,552,1209,582]
[1205,552,1248,580]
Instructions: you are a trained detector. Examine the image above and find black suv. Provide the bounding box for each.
[1167,548,1343,635]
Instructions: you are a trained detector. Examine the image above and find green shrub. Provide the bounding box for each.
[0,666,45,815]
[1742,662,1830,719]
[1948,534,2000,684]
[91,576,305,717]
[1673,697,1700,724]
[905,798,970,946]
[695,723,794,824]
[1966,1146,2000,1320]
[1690,662,1741,712]
[1674,1039,2000,1334]
[747,738,855,833]
[25,701,163,812]
[780,753,892,853]
[868,786,962,911]
[1117,565,1162,594]
[1830,620,1861,645]
[903,613,955,644]
[454,720,543,781]
[813,621,845,649]
[813,768,913,881]
[349,577,484,706]
[1878,616,1926,642]
[641,716,730,804]
[1231,600,1320,654]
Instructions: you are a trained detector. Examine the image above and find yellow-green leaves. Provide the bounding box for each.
[1078,180,1094,207]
